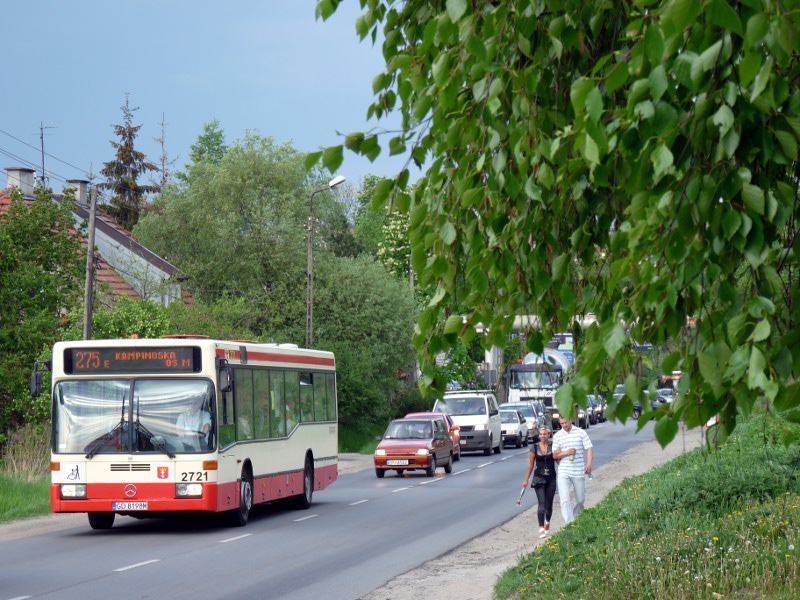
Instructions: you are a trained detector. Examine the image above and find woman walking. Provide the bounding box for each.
[522,426,558,538]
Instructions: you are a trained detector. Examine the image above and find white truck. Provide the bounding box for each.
[502,346,572,428]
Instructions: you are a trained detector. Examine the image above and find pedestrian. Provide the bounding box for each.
[552,415,593,525]
[522,425,558,538]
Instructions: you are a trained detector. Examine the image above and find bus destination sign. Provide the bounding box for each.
[64,347,200,374]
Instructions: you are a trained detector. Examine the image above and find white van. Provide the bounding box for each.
[432,391,502,456]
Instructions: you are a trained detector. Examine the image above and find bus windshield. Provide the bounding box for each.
[53,379,215,456]
[509,370,561,390]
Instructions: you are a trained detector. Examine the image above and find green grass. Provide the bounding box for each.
[0,474,51,523]
[339,423,384,454]
[495,415,800,599]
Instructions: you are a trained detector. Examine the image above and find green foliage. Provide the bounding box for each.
[98,95,158,230]
[354,175,392,255]
[0,188,83,434]
[0,422,50,479]
[0,474,51,524]
[135,131,330,309]
[314,255,418,428]
[434,341,481,389]
[319,0,800,444]
[496,417,800,599]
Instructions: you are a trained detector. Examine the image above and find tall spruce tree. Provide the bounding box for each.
[99,95,158,230]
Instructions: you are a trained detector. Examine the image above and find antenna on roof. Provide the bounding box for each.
[38,122,55,189]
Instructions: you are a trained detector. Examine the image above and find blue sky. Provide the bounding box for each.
[1,1,413,194]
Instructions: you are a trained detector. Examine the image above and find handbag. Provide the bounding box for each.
[531,474,546,488]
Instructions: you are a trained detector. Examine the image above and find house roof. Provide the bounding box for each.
[1,187,192,306]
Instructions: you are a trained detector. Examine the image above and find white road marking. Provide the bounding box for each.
[114,559,160,572]
[219,533,252,543]
[8,596,32,600]
[392,487,412,493]
[294,514,318,522]
[477,462,493,468]
[349,499,369,506]
[453,469,471,475]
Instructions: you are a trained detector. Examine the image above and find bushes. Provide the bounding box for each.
[496,415,800,599]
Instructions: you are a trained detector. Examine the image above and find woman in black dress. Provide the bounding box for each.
[522,425,558,538]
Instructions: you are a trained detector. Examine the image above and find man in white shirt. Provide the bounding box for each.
[176,397,212,451]
[552,415,593,524]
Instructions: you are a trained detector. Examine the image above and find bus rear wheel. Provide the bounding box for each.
[88,512,115,530]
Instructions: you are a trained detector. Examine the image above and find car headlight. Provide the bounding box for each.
[176,483,203,497]
[417,448,430,456]
[375,449,386,456]
[61,484,86,498]
[474,423,486,431]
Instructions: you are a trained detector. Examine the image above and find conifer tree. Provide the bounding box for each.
[99,95,158,230]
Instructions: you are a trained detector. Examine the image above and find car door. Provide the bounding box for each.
[433,420,450,461]
[488,395,501,442]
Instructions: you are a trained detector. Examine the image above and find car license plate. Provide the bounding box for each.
[112,502,148,511]
[386,460,409,466]
[460,440,466,445]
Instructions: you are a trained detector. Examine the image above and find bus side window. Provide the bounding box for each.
[299,373,313,422]
[326,373,337,420]
[234,368,254,441]
[218,381,236,448]
[285,371,299,432]
[313,373,326,422]
[270,371,286,438]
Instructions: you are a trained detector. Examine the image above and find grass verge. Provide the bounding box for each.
[495,415,800,599]
[0,475,51,524]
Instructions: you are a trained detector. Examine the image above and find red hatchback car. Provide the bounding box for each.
[405,411,461,461]
[374,417,454,478]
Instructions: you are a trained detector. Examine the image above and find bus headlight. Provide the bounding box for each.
[61,484,87,498]
[176,483,203,497]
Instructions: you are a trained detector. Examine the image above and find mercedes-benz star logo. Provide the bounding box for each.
[124,484,137,498]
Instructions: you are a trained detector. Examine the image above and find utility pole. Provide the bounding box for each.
[38,122,54,189]
[83,187,98,339]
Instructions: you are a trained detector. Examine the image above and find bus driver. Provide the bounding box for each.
[176,396,211,451]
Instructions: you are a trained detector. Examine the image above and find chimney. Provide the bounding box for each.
[66,179,90,206]
[4,167,36,197]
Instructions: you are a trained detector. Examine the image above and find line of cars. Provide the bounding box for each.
[372,389,611,478]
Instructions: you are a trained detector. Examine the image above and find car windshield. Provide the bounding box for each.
[509,405,534,418]
[500,411,518,424]
[509,370,560,389]
[384,421,432,439]
[53,379,215,456]
[436,397,485,416]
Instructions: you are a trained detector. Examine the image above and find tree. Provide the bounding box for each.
[99,94,159,230]
[313,254,418,428]
[134,131,347,338]
[175,119,228,185]
[0,188,83,436]
[314,0,800,446]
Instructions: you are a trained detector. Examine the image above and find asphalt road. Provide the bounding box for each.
[0,420,654,600]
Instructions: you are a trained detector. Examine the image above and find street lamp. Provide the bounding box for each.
[307,174,346,348]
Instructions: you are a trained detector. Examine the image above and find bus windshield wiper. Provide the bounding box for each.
[134,396,175,459]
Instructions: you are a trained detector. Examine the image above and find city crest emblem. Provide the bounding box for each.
[157,466,169,479]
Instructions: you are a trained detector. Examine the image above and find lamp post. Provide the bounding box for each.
[307,174,346,348]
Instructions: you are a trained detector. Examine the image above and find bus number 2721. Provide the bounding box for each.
[181,471,208,482]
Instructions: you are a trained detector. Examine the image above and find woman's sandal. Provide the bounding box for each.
[539,528,548,539]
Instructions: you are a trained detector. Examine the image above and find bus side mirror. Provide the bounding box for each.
[218,359,232,393]
[30,371,42,398]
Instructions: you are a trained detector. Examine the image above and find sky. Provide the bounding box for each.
[1,1,415,195]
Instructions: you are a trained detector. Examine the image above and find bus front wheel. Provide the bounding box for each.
[88,512,115,530]
[229,466,253,527]
[291,456,314,510]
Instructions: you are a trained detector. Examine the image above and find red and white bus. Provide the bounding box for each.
[31,336,338,529]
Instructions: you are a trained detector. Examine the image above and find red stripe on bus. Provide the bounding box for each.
[215,348,335,367]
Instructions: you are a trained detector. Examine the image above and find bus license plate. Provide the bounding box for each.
[113,502,148,511]
[386,460,408,466]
